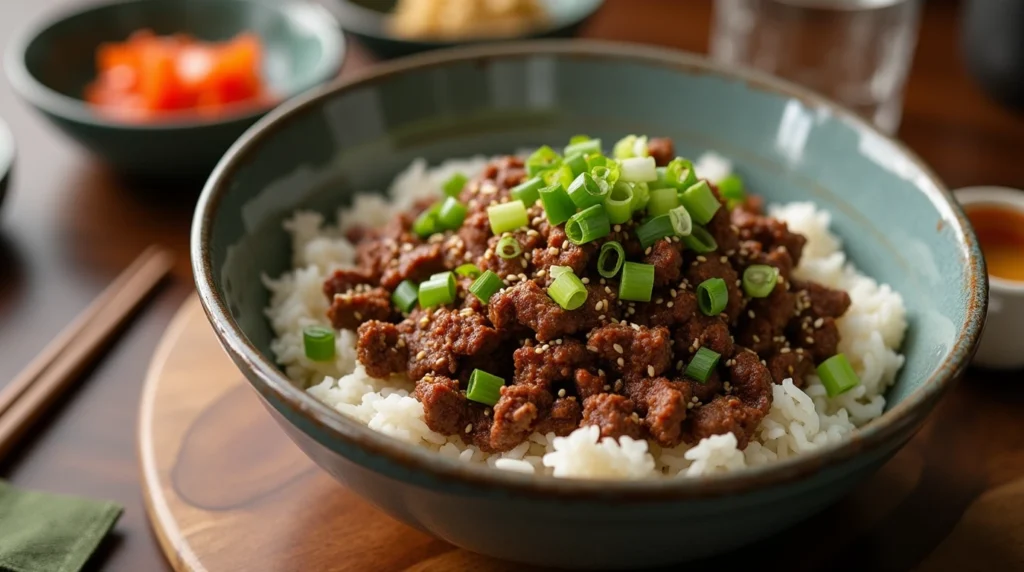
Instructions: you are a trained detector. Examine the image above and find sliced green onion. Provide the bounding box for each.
[438,196,467,230]
[679,180,722,225]
[817,354,860,397]
[564,138,601,157]
[418,271,456,308]
[539,183,576,226]
[565,204,611,245]
[412,203,442,238]
[742,264,778,298]
[587,154,608,170]
[613,134,648,159]
[630,182,650,212]
[392,280,419,313]
[568,134,591,145]
[619,262,654,302]
[466,369,505,406]
[696,278,728,316]
[470,270,503,304]
[455,263,481,278]
[620,156,657,183]
[442,172,468,198]
[681,225,717,253]
[547,269,588,310]
[511,176,544,206]
[668,205,693,237]
[685,347,721,383]
[604,181,634,225]
[496,235,522,259]
[564,153,588,177]
[567,172,609,209]
[487,201,528,235]
[555,164,575,190]
[303,326,336,362]
[649,166,673,190]
[598,241,625,278]
[718,174,746,202]
[636,214,675,248]
[647,187,680,217]
[526,145,561,176]
[664,157,697,190]
[548,265,572,280]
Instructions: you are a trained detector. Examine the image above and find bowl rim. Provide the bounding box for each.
[3,0,347,131]
[192,39,987,501]
[330,0,605,47]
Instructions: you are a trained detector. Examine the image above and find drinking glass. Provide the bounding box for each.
[710,0,922,134]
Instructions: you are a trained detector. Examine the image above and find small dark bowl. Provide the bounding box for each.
[5,0,346,178]
[328,0,604,59]
[0,117,12,212]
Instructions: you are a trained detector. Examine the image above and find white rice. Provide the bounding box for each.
[263,154,907,479]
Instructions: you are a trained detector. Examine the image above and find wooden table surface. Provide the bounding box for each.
[0,0,1021,570]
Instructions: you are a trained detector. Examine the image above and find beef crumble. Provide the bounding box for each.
[323,139,852,453]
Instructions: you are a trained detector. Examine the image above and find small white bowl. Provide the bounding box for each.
[955,186,1024,369]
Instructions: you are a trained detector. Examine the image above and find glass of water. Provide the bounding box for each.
[709,0,922,134]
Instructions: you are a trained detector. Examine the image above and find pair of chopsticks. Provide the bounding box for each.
[0,246,174,461]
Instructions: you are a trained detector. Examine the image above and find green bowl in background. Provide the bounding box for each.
[5,0,346,178]
[328,0,604,59]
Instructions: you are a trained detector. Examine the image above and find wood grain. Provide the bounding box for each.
[1,0,1023,570]
[143,297,1024,572]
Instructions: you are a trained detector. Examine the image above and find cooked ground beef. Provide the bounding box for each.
[328,138,852,453]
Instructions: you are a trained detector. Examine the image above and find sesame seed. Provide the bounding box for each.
[558,388,566,397]
[600,278,607,285]
[617,357,625,367]
[814,317,824,328]
[631,323,641,331]
[548,247,559,255]
[647,365,655,377]
[465,424,473,433]
[696,255,707,262]
[780,347,791,354]
[691,396,699,403]
[520,259,528,268]
[415,350,426,360]
[536,269,546,277]
[720,256,728,263]
[535,346,544,354]
[401,243,413,252]
[752,335,760,343]
[655,298,664,304]
[613,343,624,354]
[614,379,624,391]
[587,345,598,352]
[506,274,518,281]
[645,247,652,255]
[605,286,612,294]
[806,336,815,344]
[354,311,363,321]
[687,402,694,409]
[614,224,622,232]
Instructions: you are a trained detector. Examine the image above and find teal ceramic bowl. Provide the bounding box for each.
[327,0,603,59]
[192,42,987,569]
[5,0,345,178]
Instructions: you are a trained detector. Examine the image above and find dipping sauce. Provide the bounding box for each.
[965,204,1024,281]
[85,30,268,121]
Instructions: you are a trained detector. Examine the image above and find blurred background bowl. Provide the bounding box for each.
[4,0,346,179]
[0,116,12,212]
[328,0,604,59]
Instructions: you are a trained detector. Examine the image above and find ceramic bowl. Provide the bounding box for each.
[0,117,12,212]
[191,41,987,569]
[5,0,345,178]
[327,0,604,59]
[953,186,1020,369]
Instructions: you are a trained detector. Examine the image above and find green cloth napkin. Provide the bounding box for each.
[0,481,122,572]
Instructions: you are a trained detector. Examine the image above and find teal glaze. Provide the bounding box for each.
[5,0,345,178]
[0,117,11,211]
[327,0,603,59]
[192,42,987,569]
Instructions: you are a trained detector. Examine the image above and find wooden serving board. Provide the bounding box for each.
[139,296,1024,572]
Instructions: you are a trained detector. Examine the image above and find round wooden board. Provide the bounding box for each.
[140,296,1024,572]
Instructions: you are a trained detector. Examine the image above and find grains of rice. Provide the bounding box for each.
[265,153,907,479]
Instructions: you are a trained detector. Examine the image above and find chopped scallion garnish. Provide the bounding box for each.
[438,196,467,230]
[565,204,611,245]
[303,326,336,362]
[455,263,481,278]
[487,200,528,235]
[681,224,717,253]
[679,180,721,225]
[636,214,676,248]
[598,241,625,278]
[392,280,419,313]
[685,347,720,382]
[697,278,728,316]
[613,134,648,159]
[604,181,634,224]
[564,138,602,157]
[647,187,680,217]
[539,183,576,226]
[418,271,456,308]
[567,172,609,209]
[619,261,654,302]
[510,176,544,206]
[630,181,650,212]
[412,203,442,238]
[496,235,522,259]
[469,270,503,304]
[526,145,561,176]
[664,157,697,190]
[442,172,468,198]
[817,354,860,397]
[466,368,505,406]
[620,156,658,183]
[547,268,588,310]
[718,174,746,203]
[564,153,589,178]
[668,205,693,237]
[742,264,778,298]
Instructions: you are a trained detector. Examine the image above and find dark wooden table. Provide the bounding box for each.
[1,1,1022,570]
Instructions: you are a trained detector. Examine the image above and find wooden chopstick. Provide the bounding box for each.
[0,246,174,461]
